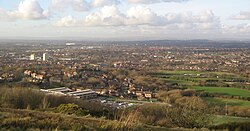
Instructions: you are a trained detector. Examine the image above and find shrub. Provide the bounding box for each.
[57,103,89,116]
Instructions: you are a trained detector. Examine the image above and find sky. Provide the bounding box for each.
[0,0,250,40]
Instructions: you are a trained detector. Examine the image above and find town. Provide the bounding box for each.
[1,41,250,99]
[0,40,250,130]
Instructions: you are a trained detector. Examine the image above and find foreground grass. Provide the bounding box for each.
[1,107,249,130]
[0,107,171,131]
[0,107,104,130]
[189,86,250,98]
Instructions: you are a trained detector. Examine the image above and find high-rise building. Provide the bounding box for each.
[43,53,48,61]
[30,53,35,60]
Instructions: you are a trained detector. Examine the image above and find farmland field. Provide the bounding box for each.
[204,97,250,107]
[151,70,248,83]
[189,86,250,98]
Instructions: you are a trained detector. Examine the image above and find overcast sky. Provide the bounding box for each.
[0,0,250,40]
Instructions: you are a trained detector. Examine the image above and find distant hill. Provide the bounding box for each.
[1,39,250,48]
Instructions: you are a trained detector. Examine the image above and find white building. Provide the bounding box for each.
[43,53,48,61]
[66,43,76,46]
[30,54,35,60]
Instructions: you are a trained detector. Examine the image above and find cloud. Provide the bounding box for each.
[126,0,189,4]
[231,11,250,20]
[50,0,119,12]
[0,0,48,21]
[163,10,220,31]
[81,6,220,30]
[85,5,125,26]
[126,0,158,4]
[91,0,120,7]
[126,6,166,26]
[50,0,90,12]
[162,0,189,2]
[18,0,48,19]
[165,10,218,23]
[83,6,167,26]
[55,5,220,34]
[50,0,69,11]
[72,0,91,11]
[222,23,250,34]
[0,8,11,20]
[56,15,78,27]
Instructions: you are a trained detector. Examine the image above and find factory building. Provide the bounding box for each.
[41,88,97,99]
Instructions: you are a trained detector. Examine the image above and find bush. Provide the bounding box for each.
[0,87,44,109]
[57,103,89,116]
[138,102,212,128]
[0,87,83,110]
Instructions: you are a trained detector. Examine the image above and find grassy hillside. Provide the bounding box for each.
[0,107,172,131]
[1,107,249,131]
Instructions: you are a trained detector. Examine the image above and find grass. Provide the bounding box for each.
[155,70,240,77]
[0,107,105,130]
[204,97,250,107]
[153,70,248,80]
[0,107,249,130]
[212,115,250,125]
[0,107,170,131]
[189,86,250,98]
[153,70,202,76]
[163,78,197,86]
[151,70,249,87]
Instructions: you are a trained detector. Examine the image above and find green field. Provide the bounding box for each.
[163,78,197,86]
[154,70,241,77]
[151,70,202,76]
[213,115,250,125]
[204,97,250,107]
[189,86,250,98]
[151,70,249,86]
[160,70,202,75]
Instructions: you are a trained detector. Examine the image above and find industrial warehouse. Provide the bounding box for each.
[41,87,97,99]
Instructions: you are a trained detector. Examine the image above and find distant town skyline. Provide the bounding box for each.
[0,0,250,40]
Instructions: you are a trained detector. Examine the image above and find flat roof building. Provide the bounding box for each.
[41,87,72,96]
[67,89,97,99]
[41,87,97,99]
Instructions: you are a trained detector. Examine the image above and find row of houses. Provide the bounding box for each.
[41,87,97,99]
[24,70,44,80]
